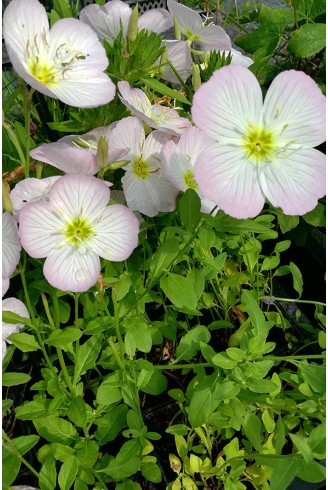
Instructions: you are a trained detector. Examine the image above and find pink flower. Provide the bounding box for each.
[192,66,326,218]
[2,212,21,296]
[2,298,30,359]
[19,174,139,292]
[118,81,191,135]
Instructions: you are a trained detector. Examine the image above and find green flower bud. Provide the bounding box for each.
[96,136,108,169]
[127,4,139,44]
[192,63,201,92]
[2,181,13,214]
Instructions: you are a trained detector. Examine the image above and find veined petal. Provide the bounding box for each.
[3,0,48,71]
[50,75,116,109]
[167,0,202,35]
[104,0,132,38]
[149,105,191,135]
[30,142,98,174]
[118,81,153,120]
[162,40,192,85]
[18,201,64,258]
[2,212,21,279]
[194,145,265,219]
[223,48,253,68]
[198,24,231,51]
[259,148,326,216]
[48,174,110,222]
[92,204,139,261]
[2,298,30,342]
[80,2,131,42]
[43,246,100,292]
[177,126,216,161]
[138,8,173,34]
[263,70,326,148]
[122,170,178,217]
[143,130,172,160]
[10,176,60,217]
[108,116,145,158]
[191,65,263,143]
[2,278,9,298]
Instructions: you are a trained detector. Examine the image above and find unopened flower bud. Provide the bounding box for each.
[159,44,168,76]
[192,63,201,92]
[2,181,13,214]
[108,160,130,170]
[127,4,139,44]
[96,136,108,169]
[173,16,181,40]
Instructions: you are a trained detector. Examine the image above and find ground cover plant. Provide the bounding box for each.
[2,0,326,489]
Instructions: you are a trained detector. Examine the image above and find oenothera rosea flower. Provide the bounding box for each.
[30,126,128,175]
[167,0,231,51]
[161,126,217,214]
[18,174,139,292]
[160,41,192,85]
[80,0,172,45]
[2,298,30,360]
[2,212,21,296]
[108,117,179,217]
[118,81,191,135]
[3,0,115,107]
[192,66,326,218]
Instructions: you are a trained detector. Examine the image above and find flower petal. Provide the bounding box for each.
[50,75,116,108]
[263,70,326,148]
[259,148,326,216]
[43,247,100,292]
[92,204,139,261]
[118,81,153,122]
[18,201,64,258]
[2,212,21,279]
[167,0,202,35]
[30,141,98,174]
[195,145,265,218]
[143,130,172,160]
[2,298,30,342]
[48,174,110,222]
[225,48,253,68]
[122,170,178,217]
[2,278,9,297]
[80,1,131,43]
[162,40,192,85]
[198,24,231,51]
[138,8,173,34]
[10,176,60,217]
[108,116,145,158]
[3,0,48,73]
[191,65,263,143]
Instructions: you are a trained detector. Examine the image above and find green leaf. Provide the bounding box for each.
[34,416,77,445]
[47,120,83,132]
[2,445,21,487]
[289,261,303,297]
[58,456,78,490]
[16,399,50,420]
[274,240,291,253]
[124,315,152,354]
[261,255,280,272]
[175,325,211,362]
[99,440,141,479]
[308,422,326,456]
[149,237,180,282]
[67,396,87,428]
[188,372,222,427]
[12,434,40,455]
[179,189,201,232]
[95,404,128,445]
[140,77,191,105]
[2,311,32,326]
[288,24,326,58]
[299,362,326,394]
[290,433,313,464]
[74,334,102,382]
[303,202,326,227]
[160,272,198,310]
[141,370,167,395]
[214,212,273,233]
[2,372,31,386]
[8,332,40,352]
[47,327,82,348]
[277,212,299,233]
[241,290,270,337]
[242,414,262,452]
[96,372,122,405]
[39,457,57,490]
[84,316,114,335]
[75,439,99,468]
[141,462,162,483]
[295,459,326,483]
[2,399,13,412]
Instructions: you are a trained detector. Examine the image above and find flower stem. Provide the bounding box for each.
[23,86,35,178]
[260,296,326,307]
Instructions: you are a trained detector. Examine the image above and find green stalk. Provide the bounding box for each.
[23,86,35,178]
[259,296,326,308]
[3,433,40,479]
[111,289,126,368]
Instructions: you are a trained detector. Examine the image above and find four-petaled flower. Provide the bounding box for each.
[192,65,326,218]
[18,174,139,292]
[3,0,116,107]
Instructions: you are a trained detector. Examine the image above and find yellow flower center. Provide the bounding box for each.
[132,157,150,179]
[29,59,57,86]
[242,124,276,163]
[65,216,94,248]
[183,170,198,190]
[185,29,201,41]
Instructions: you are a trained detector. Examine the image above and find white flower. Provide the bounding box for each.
[3,0,116,107]
[2,298,30,359]
[108,117,179,217]
[118,81,191,135]
[161,126,217,214]
[2,212,21,295]
[192,65,326,218]
[10,176,60,219]
[18,174,139,292]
